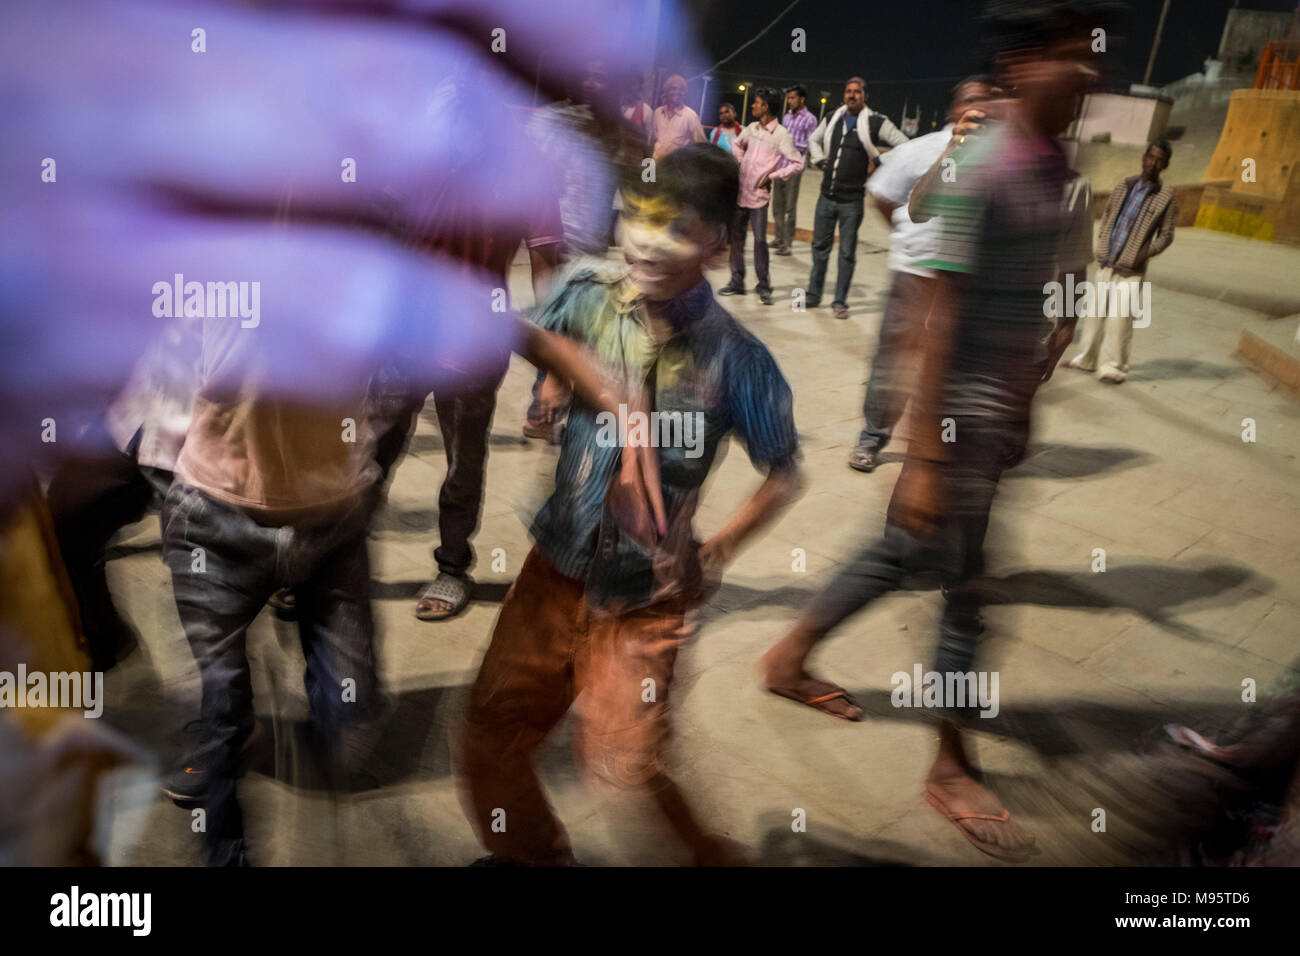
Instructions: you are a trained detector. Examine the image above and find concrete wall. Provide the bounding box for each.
[1074,93,1171,145]
[1197,89,1300,244]
[1218,8,1295,76]
[1163,74,1245,129]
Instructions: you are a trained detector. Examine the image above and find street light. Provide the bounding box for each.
[701,73,714,115]
[740,84,749,120]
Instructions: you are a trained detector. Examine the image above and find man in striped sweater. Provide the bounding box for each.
[1067,140,1177,383]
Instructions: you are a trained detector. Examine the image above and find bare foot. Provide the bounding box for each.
[925,770,1036,861]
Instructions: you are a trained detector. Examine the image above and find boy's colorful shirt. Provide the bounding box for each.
[530,260,799,611]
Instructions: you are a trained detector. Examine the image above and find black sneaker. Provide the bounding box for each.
[718,283,746,296]
[758,290,773,305]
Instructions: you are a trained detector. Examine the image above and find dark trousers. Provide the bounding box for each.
[381,365,507,578]
[807,194,864,307]
[729,204,771,294]
[771,165,804,249]
[46,422,163,670]
[162,482,379,865]
[859,271,935,452]
[432,366,507,577]
[803,422,1026,685]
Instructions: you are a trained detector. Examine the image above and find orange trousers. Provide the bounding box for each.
[461,547,688,864]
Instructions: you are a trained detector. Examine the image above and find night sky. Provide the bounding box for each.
[667,0,1299,130]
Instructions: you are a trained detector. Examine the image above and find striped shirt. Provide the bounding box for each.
[530,261,799,610]
[915,121,1067,422]
[1104,178,1154,268]
[781,107,817,155]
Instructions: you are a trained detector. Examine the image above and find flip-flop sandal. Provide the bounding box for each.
[767,682,864,721]
[924,786,1034,862]
[415,573,472,621]
[1163,723,1232,761]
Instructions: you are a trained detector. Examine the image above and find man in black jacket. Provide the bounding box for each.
[805,77,909,320]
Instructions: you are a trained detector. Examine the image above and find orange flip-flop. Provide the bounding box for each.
[767,682,863,721]
[925,786,1035,862]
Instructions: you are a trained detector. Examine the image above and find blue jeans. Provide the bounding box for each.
[162,482,380,864]
[807,194,864,307]
[859,271,934,451]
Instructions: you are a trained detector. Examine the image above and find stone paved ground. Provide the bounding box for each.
[100,186,1300,865]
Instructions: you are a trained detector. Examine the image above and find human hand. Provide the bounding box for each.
[0,0,694,502]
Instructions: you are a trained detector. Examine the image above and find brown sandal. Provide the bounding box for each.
[924,786,1035,862]
[767,680,864,721]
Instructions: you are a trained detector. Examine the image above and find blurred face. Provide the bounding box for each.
[843,82,864,113]
[664,79,685,107]
[719,103,735,125]
[946,81,992,124]
[752,95,770,119]
[578,59,607,106]
[1001,36,1098,135]
[786,90,803,113]
[1142,145,1169,180]
[620,192,723,302]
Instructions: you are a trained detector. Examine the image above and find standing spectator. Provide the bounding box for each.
[771,85,817,255]
[806,76,909,320]
[522,60,622,442]
[649,74,705,161]
[1067,140,1176,384]
[411,214,564,621]
[710,101,742,152]
[620,79,651,152]
[849,76,993,473]
[722,88,804,306]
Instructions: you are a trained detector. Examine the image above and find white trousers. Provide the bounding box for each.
[1068,267,1143,382]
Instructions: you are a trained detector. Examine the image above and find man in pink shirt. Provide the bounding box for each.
[722,88,804,306]
[649,74,705,161]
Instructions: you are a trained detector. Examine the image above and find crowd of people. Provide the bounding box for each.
[5,0,1296,870]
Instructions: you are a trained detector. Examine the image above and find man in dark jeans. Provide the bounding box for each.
[165,295,638,865]
[806,76,909,320]
[162,478,380,867]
